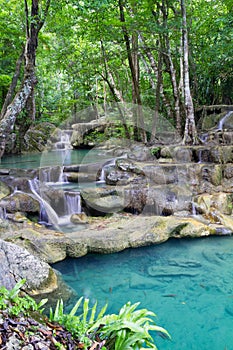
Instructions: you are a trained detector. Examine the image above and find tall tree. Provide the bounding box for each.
[181,0,197,144]
[0,0,50,157]
[119,0,147,143]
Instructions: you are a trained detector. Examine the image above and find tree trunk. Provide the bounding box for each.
[0,47,25,119]
[139,33,173,121]
[100,40,131,139]
[181,0,198,144]
[0,0,50,157]
[157,1,182,137]
[150,49,163,142]
[119,0,147,143]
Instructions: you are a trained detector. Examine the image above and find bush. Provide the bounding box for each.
[0,280,171,349]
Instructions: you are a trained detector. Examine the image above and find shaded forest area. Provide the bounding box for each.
[0,0,232,155]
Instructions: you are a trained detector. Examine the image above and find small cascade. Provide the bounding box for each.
[98,167,106,183]
[65,191,81,215]
[197,150,203,164]
[54,130,72,150]
[0,206,6,219]
[39,166,68,184]
[29,178,60,229]
[191,202,197,216]
[98,159,116,183]
[217,110,233,130]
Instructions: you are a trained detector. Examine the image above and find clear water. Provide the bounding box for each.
[53,236,233,350]
[0,149,110,169]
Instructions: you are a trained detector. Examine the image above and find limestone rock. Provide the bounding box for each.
[67,215,226,255]
[70,212,88,224]
[194,193,233,215]
[0,239,58,295]
[0,180,11,200]
[24,122,56,152]
[0,192,40,213]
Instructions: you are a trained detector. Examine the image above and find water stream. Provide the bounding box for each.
[53,236,233,350]
[218,110,233,130]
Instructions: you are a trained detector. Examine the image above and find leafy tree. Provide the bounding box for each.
[0,0,51,157]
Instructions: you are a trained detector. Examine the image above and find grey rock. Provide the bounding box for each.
[0,239,58,295]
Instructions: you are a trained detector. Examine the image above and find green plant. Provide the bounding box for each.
[91,301,171,350]
[150,147,161,158]
[0,279,47,316]
[49,297,108,348]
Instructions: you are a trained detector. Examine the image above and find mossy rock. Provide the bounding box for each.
[0,181,11,200]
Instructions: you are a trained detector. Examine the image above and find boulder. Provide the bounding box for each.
[67,215,230,255]
[0,223,87,263]
[194,193,233,215]
[81,187,125,215]
[71,119,111,148]
[0,239,58,295]
[0,192,40,213]
[23,122,56,152]
[0,180,11,200]
[70,212,88,224]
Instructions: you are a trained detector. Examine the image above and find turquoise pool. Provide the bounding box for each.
[53,236,233,350]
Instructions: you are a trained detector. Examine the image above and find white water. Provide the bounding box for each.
[39,166,68,184]
[28,179,60,230]
[65,191,81,215]
[54,130,72,150]
[98,158,117,183]
[217,110,233,130]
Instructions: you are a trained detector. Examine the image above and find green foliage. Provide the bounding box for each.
[50,298,170,350]
[49,297,108,347]
[150,147,161,158]
[91,301,171,350]
[1,0,232,131]
[0,279,47,317]
[0,281,170,349]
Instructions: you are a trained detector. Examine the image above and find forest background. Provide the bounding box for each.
[0,0,232,154]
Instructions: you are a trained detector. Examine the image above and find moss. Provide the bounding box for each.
[150,146,161,158]
[210,165,223,186]
[170,223,188,236]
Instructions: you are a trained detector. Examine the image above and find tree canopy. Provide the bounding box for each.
[0,0,232,152]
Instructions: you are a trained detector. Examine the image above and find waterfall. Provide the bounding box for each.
[28,178,60,229]
[191,202,197,216]
[39,166,68,184]
[98,167,106,183]
[217,111,233,130]
[54,130,72,150]
[98,158,116,183]
[65,191,81,215]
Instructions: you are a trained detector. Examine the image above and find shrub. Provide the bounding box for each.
[0,280,171,349]
[0,279,47,317]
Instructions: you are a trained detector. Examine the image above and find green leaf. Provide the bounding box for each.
[69,296,83,317]
[9,279,26,299]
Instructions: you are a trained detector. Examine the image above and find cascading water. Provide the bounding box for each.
[29,178,83,230]
[217,110,233,130]
[65,191,81,215]
[39,166,68,184]
[98,158,117,183]
[28,178,60,229]
[54,130,72,150]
